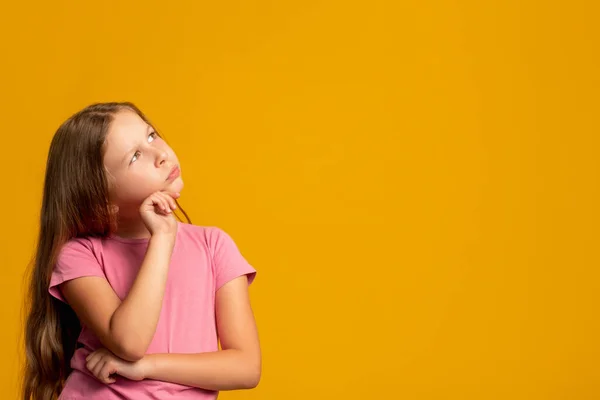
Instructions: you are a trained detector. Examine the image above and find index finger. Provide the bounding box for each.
[160,191,181,198]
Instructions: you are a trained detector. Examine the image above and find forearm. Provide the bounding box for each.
[109,234,174,359]
[143,350,261,391]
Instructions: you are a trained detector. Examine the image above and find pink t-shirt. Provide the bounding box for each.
[49,223,257,400]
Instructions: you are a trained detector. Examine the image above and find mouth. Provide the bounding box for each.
[167,165,180,181]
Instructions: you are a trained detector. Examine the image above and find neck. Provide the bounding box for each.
[114,212,152,239]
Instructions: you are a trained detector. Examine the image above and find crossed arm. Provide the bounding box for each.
[61,235,260,391]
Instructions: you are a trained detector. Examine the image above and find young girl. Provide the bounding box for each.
[22,102,260,400]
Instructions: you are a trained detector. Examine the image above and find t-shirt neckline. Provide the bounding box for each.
[106,222,181,244]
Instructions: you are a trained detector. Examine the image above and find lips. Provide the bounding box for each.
[167,165,180,181]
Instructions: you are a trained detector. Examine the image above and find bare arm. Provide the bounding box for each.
[60,191,179,361]
[141,275,261,390]
[61,233,175,361]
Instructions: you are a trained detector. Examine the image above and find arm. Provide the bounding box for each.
[142,275,261,390]
[61,233,175,361]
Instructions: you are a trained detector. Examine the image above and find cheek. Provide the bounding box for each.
[110,172,151,201]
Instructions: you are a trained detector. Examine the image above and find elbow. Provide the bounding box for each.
[241,371,261,389]
[113,336,147,362]
[108,310,156,362]
[109,319,149,361]
[105,341,145,362]
[117,345,146,362]
[110,333,147,362]
[240,359,261,389]
[249,370,262,389]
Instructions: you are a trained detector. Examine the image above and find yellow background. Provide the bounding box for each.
[2,0,599,399]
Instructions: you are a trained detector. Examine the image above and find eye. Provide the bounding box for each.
[131,150,141,163]
[130,132,157,164]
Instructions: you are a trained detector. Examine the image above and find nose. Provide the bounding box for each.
[155,149,168,167]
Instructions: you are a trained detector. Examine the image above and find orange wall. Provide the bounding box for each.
[2,1,599,399]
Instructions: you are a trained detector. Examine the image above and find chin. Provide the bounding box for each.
[169,178,184,193]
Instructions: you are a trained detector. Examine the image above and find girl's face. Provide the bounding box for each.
[103,109,184,215]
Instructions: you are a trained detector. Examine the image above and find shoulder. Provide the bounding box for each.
[57,235,102,263]
[176,222,232,248]
[181,224,257,288]
[51,236,106,296]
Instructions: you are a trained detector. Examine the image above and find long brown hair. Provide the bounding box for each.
[22,102,191,400]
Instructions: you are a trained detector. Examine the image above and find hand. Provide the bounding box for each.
[86,347,148,384]
[139,190,180,237]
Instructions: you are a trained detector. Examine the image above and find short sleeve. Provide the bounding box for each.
[49,238,106,303]
[208,227,257,291]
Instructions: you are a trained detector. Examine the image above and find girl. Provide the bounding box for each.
[22,102,260,400]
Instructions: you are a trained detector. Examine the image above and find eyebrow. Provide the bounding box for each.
[121,125,153,164]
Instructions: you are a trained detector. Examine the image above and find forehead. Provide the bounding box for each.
[107,110,148,146]
[103,110,149,165]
